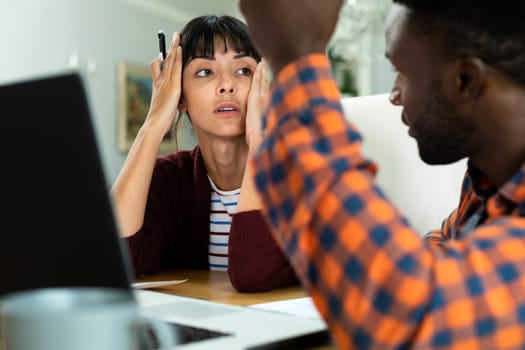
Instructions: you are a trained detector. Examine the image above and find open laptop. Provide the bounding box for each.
[0,72,329,349]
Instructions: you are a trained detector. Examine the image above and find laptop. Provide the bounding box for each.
[0,72,329,349]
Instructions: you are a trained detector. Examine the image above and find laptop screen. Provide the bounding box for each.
[0,72,133,297]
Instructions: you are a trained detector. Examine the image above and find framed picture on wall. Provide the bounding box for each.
[117,61,177,153]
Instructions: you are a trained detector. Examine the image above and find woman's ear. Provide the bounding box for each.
[178,97,187,113]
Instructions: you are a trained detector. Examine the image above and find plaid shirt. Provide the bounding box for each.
[252,54,525,349]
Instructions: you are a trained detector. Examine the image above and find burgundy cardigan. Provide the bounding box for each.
[126,146,298,292]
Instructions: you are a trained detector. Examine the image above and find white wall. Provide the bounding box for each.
[0,0,394,186]
[1,1,467,235]
[0,0,238,185]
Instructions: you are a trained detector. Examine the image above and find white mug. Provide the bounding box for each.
[0,287,176,350]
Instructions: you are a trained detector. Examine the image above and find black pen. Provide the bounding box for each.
[158,30,166,68]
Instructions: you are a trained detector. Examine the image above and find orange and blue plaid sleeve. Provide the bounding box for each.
[252,54,525,349]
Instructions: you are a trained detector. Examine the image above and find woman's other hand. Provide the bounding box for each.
[245,59,270,150]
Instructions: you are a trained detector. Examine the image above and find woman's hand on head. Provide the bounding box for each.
[146,32,183,136]
[245,59,270,150]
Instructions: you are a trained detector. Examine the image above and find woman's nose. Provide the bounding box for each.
[218,75,235,94]
[219,86,234,94]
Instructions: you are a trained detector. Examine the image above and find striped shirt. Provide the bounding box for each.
[252,54,525,349]
[208,176,239,271]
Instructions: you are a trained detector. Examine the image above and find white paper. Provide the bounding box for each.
[132,279,188,289]
[249,297,324,320]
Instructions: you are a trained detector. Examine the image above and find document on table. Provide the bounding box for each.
[249,297,324,321]
[132,279,188,289]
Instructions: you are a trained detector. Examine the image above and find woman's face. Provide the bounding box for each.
[179,38,258,143]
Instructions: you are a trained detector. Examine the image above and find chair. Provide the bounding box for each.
[341,93,467,234]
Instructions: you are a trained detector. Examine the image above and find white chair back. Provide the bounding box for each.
[341,93,467,234]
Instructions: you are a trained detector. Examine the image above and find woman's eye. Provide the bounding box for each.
[236,67,253,76]
[196,69,212,77]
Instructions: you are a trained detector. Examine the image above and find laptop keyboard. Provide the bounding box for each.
[140,321,231,348]
[170,322,231,345]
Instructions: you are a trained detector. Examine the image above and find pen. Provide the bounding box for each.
[158,30,166,66]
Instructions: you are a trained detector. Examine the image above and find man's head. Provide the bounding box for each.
[391,1,525,86]
[385,1,525,166]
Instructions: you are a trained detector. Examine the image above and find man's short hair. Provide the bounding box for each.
[392,0,525,87]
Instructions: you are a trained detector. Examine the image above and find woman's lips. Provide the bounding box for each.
[214,102,241,117]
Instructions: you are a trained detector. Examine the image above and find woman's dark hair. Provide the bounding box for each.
[392,0,525,87]
[180,15,261,68]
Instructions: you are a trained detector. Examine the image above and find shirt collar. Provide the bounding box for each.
[467,160,525,210]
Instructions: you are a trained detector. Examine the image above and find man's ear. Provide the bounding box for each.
[455,57,486,100]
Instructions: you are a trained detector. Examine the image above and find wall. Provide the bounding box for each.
[0,0,237,185]
[1,1,467,236]
[1,0,393,186]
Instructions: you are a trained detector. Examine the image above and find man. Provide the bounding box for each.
[239,0,525,348]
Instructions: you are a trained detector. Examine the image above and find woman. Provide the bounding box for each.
[111,15,298,292]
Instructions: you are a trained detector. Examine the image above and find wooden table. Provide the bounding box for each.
[136,269,308,306]
[136,269,336,349]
